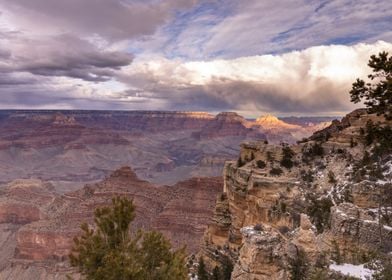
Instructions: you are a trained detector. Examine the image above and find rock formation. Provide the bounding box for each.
[192,112,264,140]
[0,167,222,279]
[0,110,332,189]
[200,109,392,279]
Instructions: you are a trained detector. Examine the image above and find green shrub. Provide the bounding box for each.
[69,197,187,280]
[270,167,283,176]
[280,146,295,169]
[301,169,314,184]
[302,142,324,162]
[312,142,324,157]
[197,257,209,280]
[256,160,266,169]
[328,171,337,184]
[306,195,333,233]
[288,247,309,280]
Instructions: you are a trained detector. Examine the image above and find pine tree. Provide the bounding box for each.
[211,266,221,280]
[350,51,392,120]
[288,247,309,280]
[220,255,233,280]
[197,257,209,280]
[69,197,187,280]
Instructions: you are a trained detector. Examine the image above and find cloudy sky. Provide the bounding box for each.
[0,0,391,116]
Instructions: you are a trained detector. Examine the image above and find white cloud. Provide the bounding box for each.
[118,41,392,116]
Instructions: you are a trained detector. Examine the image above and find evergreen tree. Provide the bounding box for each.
[197,257,209,280]
[306,195,333,233]
[371,256,392,280]
[69,197,187,280]
[350,51,392,120]
[220,255,234,280]
[288,247,309,280]
[256,160,266,169]
[280,145,295,169]
[211,266,221,280]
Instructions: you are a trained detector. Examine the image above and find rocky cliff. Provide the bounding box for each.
[200,109,392,279]
[0,167,222,279]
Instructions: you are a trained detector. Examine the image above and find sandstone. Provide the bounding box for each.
[0,110,330,189]
[231,226,286,280]
[0,167,223,278]
[330,203,392,251]
[200,109,392,278]
[193,112,265,140]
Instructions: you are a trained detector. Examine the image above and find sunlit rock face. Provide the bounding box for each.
[192,112,266,140]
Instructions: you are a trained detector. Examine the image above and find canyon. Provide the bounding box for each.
[0,167,222,279]
[0,110,336,279]
[0,110,333,189]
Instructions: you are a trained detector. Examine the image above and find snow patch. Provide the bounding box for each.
[384,225,392,231]
[330,263,373,279]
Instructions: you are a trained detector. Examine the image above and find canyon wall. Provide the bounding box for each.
[0,110,332,188]
[0,167,222,279]
[200,109,392,279]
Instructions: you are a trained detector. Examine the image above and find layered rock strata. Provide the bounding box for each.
[0,167,222,279]
[201,110,392,279]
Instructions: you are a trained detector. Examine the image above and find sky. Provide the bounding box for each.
[0,0,391,117]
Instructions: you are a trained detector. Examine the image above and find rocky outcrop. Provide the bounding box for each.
[232,226,287,280]
[16,230,75,261]
[255,115,300,130]
[253,115,333,144]
[0,203,41,224]
[0,167,223,279]
[156,177,224,252]
[0,180,56,224]
[330,203,392,251]
[309,108,367,142]
[192,112,265,140]
[200,110,392,279]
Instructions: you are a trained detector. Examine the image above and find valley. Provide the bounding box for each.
[0,110,333,189]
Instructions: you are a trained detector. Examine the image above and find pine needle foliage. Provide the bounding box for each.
[350,51,392,120]
[69,197,187,280]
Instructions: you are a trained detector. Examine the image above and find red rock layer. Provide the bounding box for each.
[0,167,222,262]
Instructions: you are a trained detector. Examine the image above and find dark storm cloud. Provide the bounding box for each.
[0,0,200,109]
[0,33,133,82]
[120,79,353,115]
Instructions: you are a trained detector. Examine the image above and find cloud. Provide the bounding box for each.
[152,0,392,59]
[118,41,392,116]
[0,0,198,41]
[0,32,133,82]
[0,0,199,109]
[0,0,390,113]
